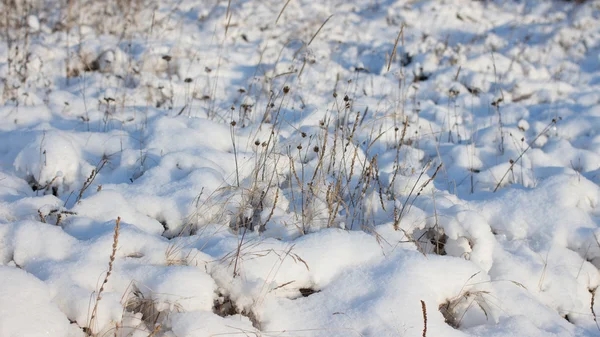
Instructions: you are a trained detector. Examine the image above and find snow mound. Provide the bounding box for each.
[0,266,71,337]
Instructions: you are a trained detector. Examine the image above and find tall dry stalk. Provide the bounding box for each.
[87,217,121,336]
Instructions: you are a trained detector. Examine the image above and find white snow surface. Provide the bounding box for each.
[1,0,600,336]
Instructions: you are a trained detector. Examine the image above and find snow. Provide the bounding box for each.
[1,0,600,336]
[0,266,71,337]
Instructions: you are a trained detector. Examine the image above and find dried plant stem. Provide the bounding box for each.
[372,156,386,211]
[230,121,240,187]
[388,117,409,195]
[345,111,361,185]
[591,287,600,331]
[147,324,162,337]
[309,136,327,184]
[394,162,442,230]
[262,187,279,232]
[493,118,558,192]
[387,25,404,72]
[233,224,248,278]
[76,159,107,204]
[491,52,505,155]
[421,300,428,337]
[275,0,292,25]
[307,15,333,46]
[327,179,342,228]
[87,217,121,336]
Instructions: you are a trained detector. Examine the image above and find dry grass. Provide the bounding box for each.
[5,1,589,334]
[439,288,491,329]
[124,284,183,329]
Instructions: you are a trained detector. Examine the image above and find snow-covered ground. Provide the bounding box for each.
[1,0,600,336]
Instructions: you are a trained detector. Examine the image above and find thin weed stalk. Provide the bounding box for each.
[493,118,558,192]
[87,217,121,336]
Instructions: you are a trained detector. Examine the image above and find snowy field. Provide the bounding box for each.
[1,0,600,336]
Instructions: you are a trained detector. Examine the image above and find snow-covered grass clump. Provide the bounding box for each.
[1,0,600,336]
